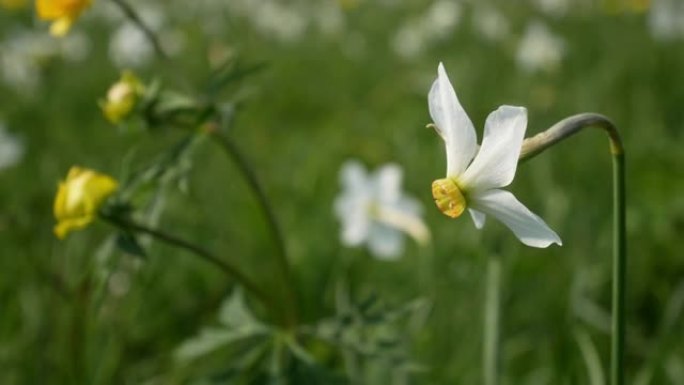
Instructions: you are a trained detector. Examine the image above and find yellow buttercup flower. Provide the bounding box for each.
[100,71,145,124]
[53,166,118,239]
[35,0,92,37]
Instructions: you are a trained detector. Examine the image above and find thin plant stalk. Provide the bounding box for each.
[210,131,298,329]
[109,0,167,59]
[101,214,274,311]
[483,254,502,385]
[107,0,298,328]
[519,113,626,385]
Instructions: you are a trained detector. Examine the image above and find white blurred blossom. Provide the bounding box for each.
[516,21,565,73]
[312,1,345,37]
[254,2,308,42]
[535,0,569,17]
[392,21,426,59]
[472,5,510,42]
[423,0,462,39]
[334,160,430,260]
[0,123,24,171]
[109,23,154,68]
[0,30,89,94]
[108,5,170,68]
[392,0,462,59]
[227,0,309,43]
[649,0,684,41]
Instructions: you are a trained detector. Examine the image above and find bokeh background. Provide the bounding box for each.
[1,0,684,384]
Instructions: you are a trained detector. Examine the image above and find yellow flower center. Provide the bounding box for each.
[431,178,466,218]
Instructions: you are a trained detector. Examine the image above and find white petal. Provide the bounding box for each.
[367,224,404,260]
[339,159,369,191]
[376,198,430,245]
[374,163,403,204]
[335,161,372,246]
[471,189,562,248]
[469,208,486,229]
[428,62,478,177]
[460,106,527,191]
[335,194,371,246]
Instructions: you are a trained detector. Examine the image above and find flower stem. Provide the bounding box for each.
[519,113,626,385]
[209,132,298,329]
[101,214,274,312]
[483,254,502,385]
[612,150,626,385]
[109,0,168,59]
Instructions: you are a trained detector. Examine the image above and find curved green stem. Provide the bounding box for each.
[101,214,274,311]
[210,132,298,329]
[519,113,626,385]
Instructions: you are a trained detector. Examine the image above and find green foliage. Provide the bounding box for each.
[1,0,684,384]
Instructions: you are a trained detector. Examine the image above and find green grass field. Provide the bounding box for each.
[1,0,684,384]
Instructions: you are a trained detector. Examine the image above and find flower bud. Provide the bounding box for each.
[53,166,118,239]
[100,71,145,124]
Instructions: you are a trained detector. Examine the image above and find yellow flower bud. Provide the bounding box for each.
[432,178,466,218]
[100,71,145,124]
[35,0,92,37]
[53,166,118,239]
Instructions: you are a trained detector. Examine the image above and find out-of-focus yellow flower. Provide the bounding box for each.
[100,71,145,124]
[53,166,118,239]
[35,0,92,37]
[1,0,28,11]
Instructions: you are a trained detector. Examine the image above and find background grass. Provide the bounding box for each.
[1,0,684,384]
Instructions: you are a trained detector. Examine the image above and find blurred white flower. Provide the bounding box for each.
[227,0,308,43]
[0,123,25,171]
[516,21,565,73]
[392,21,426,59]
[649,0,684,41]
[472,4,510,42]
[423,0,462,39]
[392,0,462,60]
[428,63,561,248]
[109,23,154,68]
[535,0,569,17]
[0,31,60,94]
[334,160,430,259]
[108,5,166,68]
[312,1,345,37]
[254,2,308,43]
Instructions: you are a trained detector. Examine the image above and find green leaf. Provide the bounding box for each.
[218,289,263,329]
[175,327,269,363]
[115,232,146,258]
[175,289,270,364]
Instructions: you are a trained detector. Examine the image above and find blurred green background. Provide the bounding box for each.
[1,0,684,384]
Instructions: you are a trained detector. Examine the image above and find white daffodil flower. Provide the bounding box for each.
[428,63,562,248]
[334,160,430,260]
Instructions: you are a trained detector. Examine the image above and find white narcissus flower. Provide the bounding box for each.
[428,63,562,248]
[334,160,430,260]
